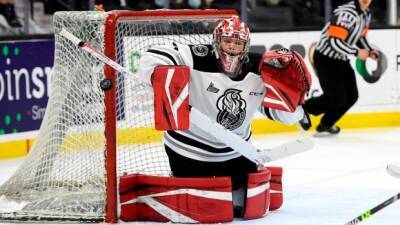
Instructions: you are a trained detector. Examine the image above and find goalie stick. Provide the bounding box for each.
[59,28,314,166]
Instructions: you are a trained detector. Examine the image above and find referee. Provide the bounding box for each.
[300,0,379,135]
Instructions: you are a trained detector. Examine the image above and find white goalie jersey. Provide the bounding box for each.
[137,43,301,162]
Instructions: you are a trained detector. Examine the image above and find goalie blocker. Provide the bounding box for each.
[119,167,283,223]
[152,66,190,130]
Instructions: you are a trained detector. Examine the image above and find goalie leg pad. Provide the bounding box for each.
[119,173,233,223]
[152,65,190,131]
[243,168,271,219]
[266,166,283,210]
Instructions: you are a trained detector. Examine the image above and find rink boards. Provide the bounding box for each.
[1,29,400,158]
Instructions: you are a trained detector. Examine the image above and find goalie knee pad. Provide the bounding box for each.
[266,166,283,210]
[243,168,271,219]
[119,174,233,223]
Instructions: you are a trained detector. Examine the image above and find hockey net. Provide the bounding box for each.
[0,10,236,222]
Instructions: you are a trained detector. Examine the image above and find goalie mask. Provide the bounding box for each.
[213,16,250,78]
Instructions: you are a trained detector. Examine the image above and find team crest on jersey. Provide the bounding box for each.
[192,44,208,57]
[216,89,246,130]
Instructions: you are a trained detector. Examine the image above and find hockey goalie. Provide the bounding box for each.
[119,16,312,223]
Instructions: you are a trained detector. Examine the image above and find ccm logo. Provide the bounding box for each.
[249,91,263,96]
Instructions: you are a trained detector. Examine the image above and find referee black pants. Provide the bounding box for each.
[304,51,359,127]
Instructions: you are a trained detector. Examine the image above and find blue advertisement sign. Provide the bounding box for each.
[0,39,54,135]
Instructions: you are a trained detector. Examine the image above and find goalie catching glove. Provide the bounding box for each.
[259,48,312,112]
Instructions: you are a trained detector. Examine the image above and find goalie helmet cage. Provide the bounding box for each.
[0,9,237,223]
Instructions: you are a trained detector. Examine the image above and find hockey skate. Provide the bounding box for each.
[314,124,340,137]
[298,112,311,131]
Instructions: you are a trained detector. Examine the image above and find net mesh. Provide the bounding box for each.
[0,10,231,222]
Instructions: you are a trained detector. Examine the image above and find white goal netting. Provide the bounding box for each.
[0,10,234,222]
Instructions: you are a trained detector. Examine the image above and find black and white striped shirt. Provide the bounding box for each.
[315,0,373,61]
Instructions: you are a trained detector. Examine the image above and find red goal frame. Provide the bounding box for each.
[101,9,237,223]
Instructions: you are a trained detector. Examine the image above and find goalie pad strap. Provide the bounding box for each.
[152,65,190,130]
[119,174,233,223]
[266,166,283,210]
[243,168,271,219]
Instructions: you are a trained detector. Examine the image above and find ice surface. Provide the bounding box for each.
[0,127,399,225]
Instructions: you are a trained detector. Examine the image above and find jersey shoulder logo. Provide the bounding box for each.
[207,82,219,93]
[336,12,356,28]
[216,89,246,130]
[192,44,209,57]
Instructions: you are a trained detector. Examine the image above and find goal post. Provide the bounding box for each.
[0,9,237,223]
